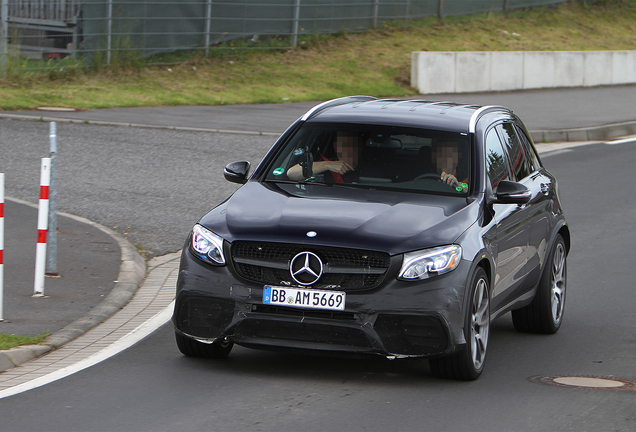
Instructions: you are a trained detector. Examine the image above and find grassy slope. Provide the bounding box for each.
[0,1,635,110]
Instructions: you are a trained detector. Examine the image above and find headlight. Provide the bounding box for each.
[190,224,226,265]
[398,245,462,280]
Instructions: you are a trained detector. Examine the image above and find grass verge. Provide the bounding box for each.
[0,1,635,110]
[0,333,49,350]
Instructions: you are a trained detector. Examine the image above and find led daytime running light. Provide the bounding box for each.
[191,224,225,265]
[399,245,462,280]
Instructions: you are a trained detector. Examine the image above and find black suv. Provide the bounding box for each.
[173,97,569,380]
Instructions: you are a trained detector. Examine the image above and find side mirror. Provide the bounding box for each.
[223,161,251,184]
[494,180,531,205]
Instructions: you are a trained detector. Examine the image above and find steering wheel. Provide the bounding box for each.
[414,172,462,190]
[414,172,442,181]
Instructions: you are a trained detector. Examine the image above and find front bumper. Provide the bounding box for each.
[172,247,471,358]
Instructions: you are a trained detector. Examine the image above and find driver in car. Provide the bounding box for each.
[287,131,374,182]
[432,139,469,192]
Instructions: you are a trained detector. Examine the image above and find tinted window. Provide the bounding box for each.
[485,128,511,193]
[263,122,471,196]
[514,124,541,172]
[497,123,530,181]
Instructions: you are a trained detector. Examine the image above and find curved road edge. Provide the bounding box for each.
[0,196,147,372]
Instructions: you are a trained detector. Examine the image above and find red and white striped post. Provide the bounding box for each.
[33,158,51,297]
[0,173,4,320]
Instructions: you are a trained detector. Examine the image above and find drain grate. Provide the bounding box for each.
[529,375,636,391]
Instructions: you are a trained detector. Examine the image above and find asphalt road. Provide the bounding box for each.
[5,85,636,133]
[1,119,276,256]
[0,140,635,431]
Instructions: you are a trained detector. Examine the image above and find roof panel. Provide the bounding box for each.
[306,99,487,133]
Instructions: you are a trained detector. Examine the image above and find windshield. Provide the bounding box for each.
[264,122,471,196]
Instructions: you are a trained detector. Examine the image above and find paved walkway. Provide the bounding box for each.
[0,199,122,338]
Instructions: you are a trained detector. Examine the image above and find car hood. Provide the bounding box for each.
[199,182,481,255]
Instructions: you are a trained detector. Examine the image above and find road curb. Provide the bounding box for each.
[0,197,147,372]
[0,113,281,137]
[0,345,53,372]
[2,112,634,143]
[530,120,636,143]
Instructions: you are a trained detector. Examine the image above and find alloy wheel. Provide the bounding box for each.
[471,277,490,370]
[551,242,567,325]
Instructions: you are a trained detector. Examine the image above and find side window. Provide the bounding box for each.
[514,124,541,172]
[497,123,530,180]
[485,128,511,193]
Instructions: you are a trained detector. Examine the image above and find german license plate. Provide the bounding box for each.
[263,286,346,311]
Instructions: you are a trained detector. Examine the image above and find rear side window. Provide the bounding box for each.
[485,128,511,193]
[497,123,530,181]
[514,125,541,172]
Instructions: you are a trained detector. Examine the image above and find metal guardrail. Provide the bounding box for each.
[0,0,589,74]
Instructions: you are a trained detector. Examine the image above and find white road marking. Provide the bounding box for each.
[0,301,174,400]
[606,136,636,145]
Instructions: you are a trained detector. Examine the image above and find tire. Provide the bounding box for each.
[430,267,490,381]
[175,332,234,359]
[512,234,567,334]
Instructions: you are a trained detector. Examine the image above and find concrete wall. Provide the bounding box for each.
[411,51,636,94]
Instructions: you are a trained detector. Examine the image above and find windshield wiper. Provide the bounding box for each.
[329,182,374,190]
[265,178,328,186]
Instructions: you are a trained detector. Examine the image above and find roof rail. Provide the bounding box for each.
[469,105,511,133]
[300,96,376,121]
[406,100,456,111]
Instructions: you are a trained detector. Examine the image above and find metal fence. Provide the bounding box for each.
[0,0,584,72]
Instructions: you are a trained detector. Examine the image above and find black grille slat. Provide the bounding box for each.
[231,241,389,291]
[234,319,371,347]
[252,305,356,321]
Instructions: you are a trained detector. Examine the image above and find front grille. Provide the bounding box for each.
[231,241,390,291]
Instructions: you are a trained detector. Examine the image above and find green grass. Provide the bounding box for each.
[0,333,48,350]
[0,1,635,110]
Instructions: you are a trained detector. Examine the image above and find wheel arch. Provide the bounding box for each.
[558,223,571,255]
[532,220,568,287]
[460,251,494,318]
[466,251,494,292]
[476,257,492,284]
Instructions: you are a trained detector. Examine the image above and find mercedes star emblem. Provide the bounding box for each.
[290,251,323,285]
